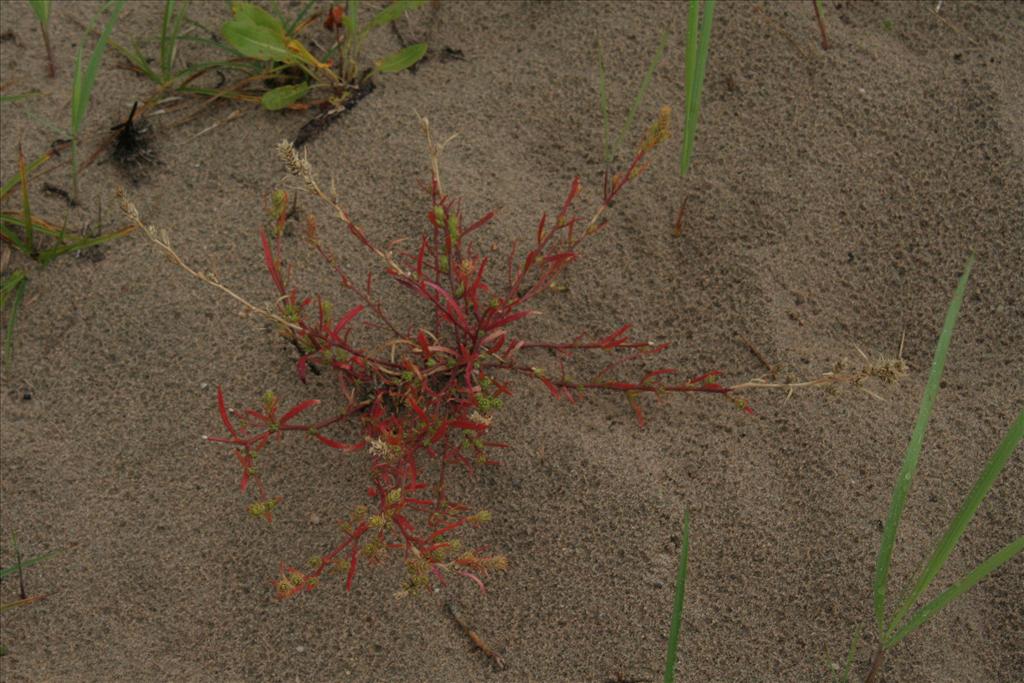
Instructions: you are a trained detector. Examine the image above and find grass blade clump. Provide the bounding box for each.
[158,0,190,83]
[679,0,715,177]
[866,255,1023,679]
[663,511,690,683]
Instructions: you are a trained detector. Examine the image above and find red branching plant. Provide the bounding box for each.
[129,109,746,601]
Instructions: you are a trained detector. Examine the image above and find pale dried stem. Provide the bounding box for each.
[116,187,300,333]
[275,141,412,278]
[730,340,908,401]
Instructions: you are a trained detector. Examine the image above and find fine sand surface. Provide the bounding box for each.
[1,1,1021,681]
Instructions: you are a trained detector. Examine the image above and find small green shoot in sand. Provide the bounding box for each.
[0,533,65,656]
[663,511,691,683]
[27,0,56,77]
[679,0,715,177]
[863,255,1023,681]
[70,0,124,202]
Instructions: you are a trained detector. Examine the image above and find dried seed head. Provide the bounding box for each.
[276,140,318,193]
[116,186,141,224]
[640,105,672,152]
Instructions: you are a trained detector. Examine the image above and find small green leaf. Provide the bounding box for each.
[375,42,427,74]
[367,0,424,30]
[261,83,309,110]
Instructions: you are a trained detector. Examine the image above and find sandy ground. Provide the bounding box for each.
[1,1,1022,681]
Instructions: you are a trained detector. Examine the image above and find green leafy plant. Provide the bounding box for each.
[113,1,427,114]
[1,147,135,364]
[0,533,64,656]
[122,111,747,600]
[70,0,124,202]
[323,0,427,85]
[663,512,691,683]
[27,0,56,77]
[861,255,1023,681]
[679,0,715,177]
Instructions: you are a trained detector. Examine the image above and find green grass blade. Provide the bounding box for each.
[873,255,975,635]
[284,0,319,36]
[0,546,63,581]
[160,0,189,82]
[0,151,51,201]
[609,29,668,165]
[885,533,1024,648]
[0,91,43,104]
[840,626,862,683]
[109,37,161,83]
[663,511,690,683]
[0,272,28,366]
[1,219,31,252]
[680,0,715,176]
[71,0,125,137]
[27,0,50,25]
[17,147,34,255]
[36,223,137,266]
[886,409,1024,639]
[71,0,125,201]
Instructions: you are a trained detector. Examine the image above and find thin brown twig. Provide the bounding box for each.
[444,599,507,670]
[863,646,885,683]
[812,0,830,50]
[672,194,690,238]
[735,331,775,377]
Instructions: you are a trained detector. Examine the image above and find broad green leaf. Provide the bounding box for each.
[230,1,285,35]
[367,0,424,30]
[261,83,309,110]
[375,42,427,73]
[222,21,295,63]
